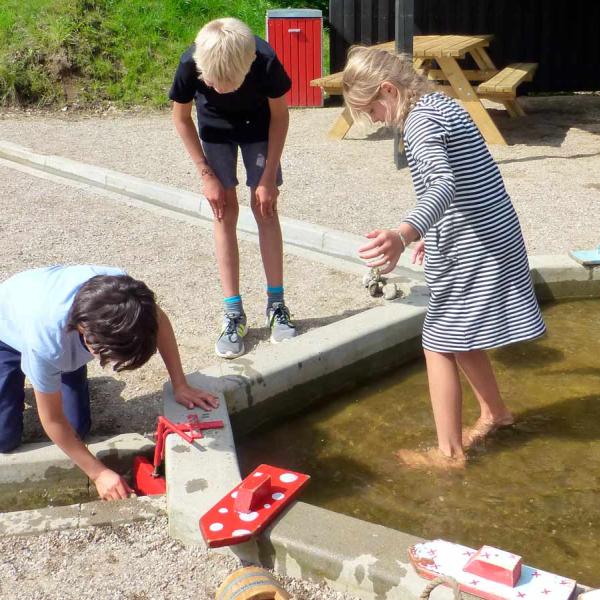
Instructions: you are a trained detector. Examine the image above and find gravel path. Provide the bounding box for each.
[0,516,361,600]
[0,166,380,442]
[1,94,599,253]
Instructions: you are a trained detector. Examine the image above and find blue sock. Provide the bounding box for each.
[267,286,284,307]
[224,295,244,315]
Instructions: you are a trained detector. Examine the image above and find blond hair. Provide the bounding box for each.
[342,45,432,129]
[193,18,256,89]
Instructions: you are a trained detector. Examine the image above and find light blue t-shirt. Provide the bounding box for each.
[0,265,125,393]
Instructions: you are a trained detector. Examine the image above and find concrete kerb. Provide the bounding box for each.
[0,140,387,269]
[0,434,162,536]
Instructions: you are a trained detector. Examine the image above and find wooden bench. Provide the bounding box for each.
[477,63,538,97]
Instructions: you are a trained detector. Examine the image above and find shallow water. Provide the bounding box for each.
[238,298,600,587]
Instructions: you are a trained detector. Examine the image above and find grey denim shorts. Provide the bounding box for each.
[201,140,283,190]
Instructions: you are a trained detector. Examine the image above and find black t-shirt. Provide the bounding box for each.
[169,36,291,144]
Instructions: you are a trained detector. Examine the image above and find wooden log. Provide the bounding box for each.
[215,567,290,600]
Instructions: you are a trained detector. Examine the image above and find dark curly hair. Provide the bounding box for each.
[67,275,158,371]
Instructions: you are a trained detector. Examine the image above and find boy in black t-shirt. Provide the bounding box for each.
[170,17,296,359]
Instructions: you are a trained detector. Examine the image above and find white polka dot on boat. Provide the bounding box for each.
[218,508,228,514]
[264,504,271,509]
[239,511,259,522]
[272,492,285,501]
[231,491,238,498]
[279,473,298,483]
[209,523,224,532]
[232,529,251,537]
[253,472,263,477]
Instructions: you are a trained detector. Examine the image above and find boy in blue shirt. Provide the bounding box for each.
[0,265,218,501]
[170,17,297,359]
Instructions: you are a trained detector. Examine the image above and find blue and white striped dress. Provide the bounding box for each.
[402,92,546,352]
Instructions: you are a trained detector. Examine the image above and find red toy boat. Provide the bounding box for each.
[409,539,576,600]
[199,464,310,548]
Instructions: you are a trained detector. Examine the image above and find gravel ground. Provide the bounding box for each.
[0,516,361,600]
[1,94,599,253]
[0,165,380,441]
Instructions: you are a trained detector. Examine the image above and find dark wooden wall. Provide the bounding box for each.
[329,0,600,92]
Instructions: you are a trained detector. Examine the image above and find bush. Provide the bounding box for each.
[0,0,329,108]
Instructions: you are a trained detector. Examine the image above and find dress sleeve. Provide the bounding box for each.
[402,109,455,238]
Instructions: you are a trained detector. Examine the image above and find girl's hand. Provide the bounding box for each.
[174,383,219,411]
[411,240,425,265]
[358,229,405,274]
[93,468,134,501]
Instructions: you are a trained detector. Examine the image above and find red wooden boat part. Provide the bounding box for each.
[132,415,224,496]
[409,540,576,600]
[199,464,310,548]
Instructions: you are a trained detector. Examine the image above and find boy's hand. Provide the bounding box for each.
[255,182,279,218]
[93,467,134,501]
[411,240,426,265]
[174,383,219,411]
[358,229,405,274]
[201,172,226,220]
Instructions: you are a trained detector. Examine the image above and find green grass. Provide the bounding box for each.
[0,0,329,108]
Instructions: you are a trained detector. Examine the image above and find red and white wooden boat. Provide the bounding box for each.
[199,464,310,548]
[409,539,576,600]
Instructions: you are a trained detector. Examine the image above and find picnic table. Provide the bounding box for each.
[310,34,537,145]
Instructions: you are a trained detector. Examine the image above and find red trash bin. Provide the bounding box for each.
[266,9,323,107]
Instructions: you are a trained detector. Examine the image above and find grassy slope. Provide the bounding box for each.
[0,0,328,108]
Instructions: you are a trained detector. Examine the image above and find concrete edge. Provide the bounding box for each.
[0,433,154,486]
[0,140,424,276]
[0,495,166,537]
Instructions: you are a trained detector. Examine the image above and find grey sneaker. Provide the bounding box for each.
[265,302,296,344]
[215,312,248,359]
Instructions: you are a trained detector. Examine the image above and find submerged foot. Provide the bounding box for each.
[395,447,467,471]
[462,415,515,449]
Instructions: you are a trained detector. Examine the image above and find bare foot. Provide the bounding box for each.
[395,447,467,470]
[462,415,515,449]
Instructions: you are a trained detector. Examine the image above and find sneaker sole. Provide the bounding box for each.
[214,341,246,359]
[265,316,296,344]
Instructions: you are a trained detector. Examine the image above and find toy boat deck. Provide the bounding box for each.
[409,539,576,600]
[199,464,310,548]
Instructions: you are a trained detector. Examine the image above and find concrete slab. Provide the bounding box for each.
[163,378,241,547]
[0,439,83,485]
[0,433,155,487]
[199,301,426,427]
[0,503,81,536]
[529,255,599,300]
[45,154,108,185]
[80,495,165,528]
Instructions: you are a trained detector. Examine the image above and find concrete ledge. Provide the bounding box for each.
[0,496,165,537]
[198,301,426,423]
[0,433,154,485]
[530,255,600,300]
[164,382,240,547]
[234,502,437,600]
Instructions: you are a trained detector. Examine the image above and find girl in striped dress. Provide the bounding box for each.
[342,46,546,469]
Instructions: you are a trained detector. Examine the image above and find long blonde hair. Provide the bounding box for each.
[342,45,432,129]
